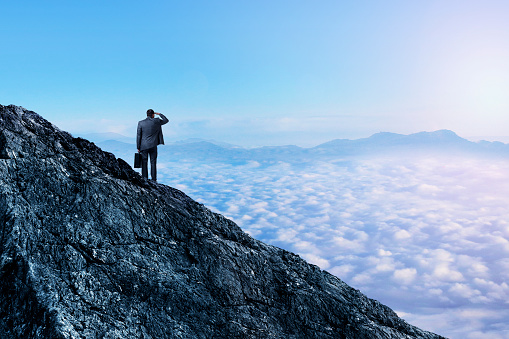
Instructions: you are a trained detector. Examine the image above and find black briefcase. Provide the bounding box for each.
[134,152,142,168]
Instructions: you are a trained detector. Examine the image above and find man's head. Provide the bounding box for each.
[147,109,155,117]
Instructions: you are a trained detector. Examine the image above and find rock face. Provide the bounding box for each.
[0,105,446,338]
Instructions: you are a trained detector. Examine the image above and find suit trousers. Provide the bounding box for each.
[140,146,158,181]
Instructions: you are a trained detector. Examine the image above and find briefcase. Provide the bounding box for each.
[134,152,142,168]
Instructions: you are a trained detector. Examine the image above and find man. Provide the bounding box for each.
[136,109,169,181]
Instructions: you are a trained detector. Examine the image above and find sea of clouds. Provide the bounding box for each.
[155,153,509,339]
[100,138,509,338]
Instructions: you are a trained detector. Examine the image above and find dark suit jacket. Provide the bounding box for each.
[137,114,169,151]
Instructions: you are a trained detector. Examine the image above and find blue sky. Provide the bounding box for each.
[2,0,509,146]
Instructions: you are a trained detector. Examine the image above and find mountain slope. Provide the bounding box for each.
[0,105,445,338]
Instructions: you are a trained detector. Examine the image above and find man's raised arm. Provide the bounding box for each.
[155,112,169,125]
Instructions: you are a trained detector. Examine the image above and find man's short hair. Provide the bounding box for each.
[147,109,155,116]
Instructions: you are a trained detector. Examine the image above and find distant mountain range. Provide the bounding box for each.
[90,130,509,165]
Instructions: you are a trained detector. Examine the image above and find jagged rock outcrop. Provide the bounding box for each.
[0,104,446,338]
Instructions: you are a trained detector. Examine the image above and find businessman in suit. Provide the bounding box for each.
[137,109,169,181]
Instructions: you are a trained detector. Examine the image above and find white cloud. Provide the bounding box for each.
[301,253,331,270]
[276,229,298,243]
[394,229,411,240]
[432,264,464,282]
[416,183,442,195]
[152,152,509,338]
[378,249,392,256]
[393,268,417,285]
[449,283,482,299]
[351,272,372,285]
[401,307,509,339]
[329,264,355,277]
[374,257,397,273]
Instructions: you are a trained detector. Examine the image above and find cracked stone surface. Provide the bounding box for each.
[0,104,446,338]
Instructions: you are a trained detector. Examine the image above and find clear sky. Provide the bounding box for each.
[2,0,509,146]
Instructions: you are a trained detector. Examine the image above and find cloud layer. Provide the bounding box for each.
[155,153,509,338]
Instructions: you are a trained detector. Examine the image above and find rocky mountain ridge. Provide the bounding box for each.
[0,104,445,338]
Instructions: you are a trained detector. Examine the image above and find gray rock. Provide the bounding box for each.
[0,104,446,338]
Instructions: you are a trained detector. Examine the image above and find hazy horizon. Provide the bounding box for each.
[77,128,509,148]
